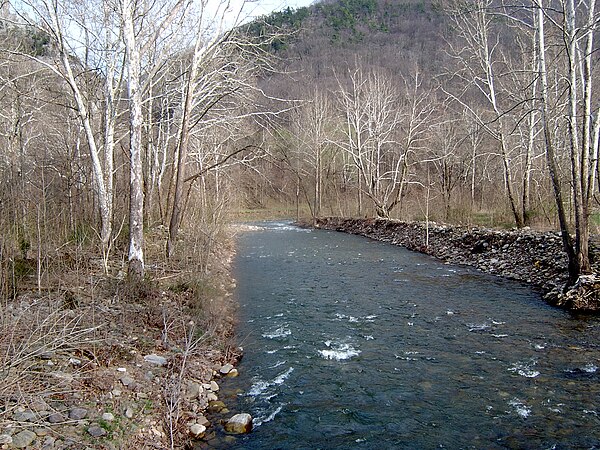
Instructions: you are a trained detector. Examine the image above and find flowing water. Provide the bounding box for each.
[215,221,600,449]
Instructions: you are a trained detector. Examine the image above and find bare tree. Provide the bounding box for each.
[336,65,433,218]
[446,0,528,227]
[10,0,118,248]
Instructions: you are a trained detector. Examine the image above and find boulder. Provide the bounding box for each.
[224,413,253,434]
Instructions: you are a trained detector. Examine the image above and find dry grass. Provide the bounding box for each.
[0,224,239,448]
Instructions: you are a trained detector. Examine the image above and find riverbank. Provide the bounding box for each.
[308,217,600,311]
[0,228,243,449]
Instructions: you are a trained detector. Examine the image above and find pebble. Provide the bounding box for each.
[87,424,107,437]
[185,382,202,400]
[189,423,206,439]
[125,407,134,419]
[120,376,135,387]
[12,430,37,448]
[42,436,56,449]
[210,381,219,392]
[30,399,49,412]
[102,412,115,422]
[47,412,66,423]
[219,363,233,375]
[197,414,210,426]
[144,354,168,366]
[207,401,226,413]
[13,410,37,422]
[0,435,12,445]
[69,407,88,420]
[226,368,239,378]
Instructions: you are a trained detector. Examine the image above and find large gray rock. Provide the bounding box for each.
[12,430,37,448]
[47,412,66,423]
[68,407,88,420]
[144,354,168,366]
[224,413,253,434]
[185,382,202,400]
[13,409,37,422]
[87,424,107,437]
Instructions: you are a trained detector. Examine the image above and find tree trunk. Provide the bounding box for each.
[123,0,145,280]
[536,1,577,284]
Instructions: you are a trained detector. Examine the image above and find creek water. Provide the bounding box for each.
[215,221,600,449]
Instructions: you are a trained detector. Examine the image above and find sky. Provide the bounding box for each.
[241,0,315,20]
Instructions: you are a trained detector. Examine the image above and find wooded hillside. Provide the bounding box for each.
[0,0,596,298]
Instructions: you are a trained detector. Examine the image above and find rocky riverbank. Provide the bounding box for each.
[309,217,600,311]
[0,228,251,449]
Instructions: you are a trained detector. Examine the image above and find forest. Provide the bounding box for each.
[0,0,598,288]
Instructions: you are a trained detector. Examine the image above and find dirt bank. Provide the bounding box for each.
[310,217,600,310]
[0,229,243,449]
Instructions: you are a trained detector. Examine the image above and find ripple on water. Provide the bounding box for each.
[508,398,531,418]
[508,359,540,378]
[262,326,291,339]
[319,341,361,360]
[248,367,294,397]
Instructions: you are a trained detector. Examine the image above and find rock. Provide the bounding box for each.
[124,406,134,419]
[224,413,253,434]
[207,401,226,413]
[30,399,49,412]
[185,382,202,400]
[34,427,49,437]
[87,424,107,437]
[102,412,115,422]
[47,412,66,423]
[197,414,210,426]
[189,423,206,439]
[13,409,37,422]
[210,381,219,392]
[144,354,168,366]
[68,407,88,420]
[0,434,12,445]
[41,436,56,449]
[226,368,239,378]
[120,376,135,387]
[207,392,218,402]
[12,430,37,448]
[219,363,234,375]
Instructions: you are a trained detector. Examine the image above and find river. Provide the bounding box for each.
[214,221,600,449]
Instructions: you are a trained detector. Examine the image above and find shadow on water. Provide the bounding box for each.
[202,221,600,449]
